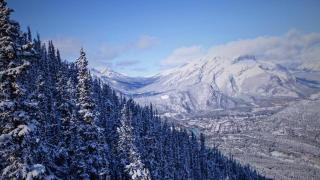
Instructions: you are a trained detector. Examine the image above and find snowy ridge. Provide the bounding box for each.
[95,55,320,113]
[91,68,157,94]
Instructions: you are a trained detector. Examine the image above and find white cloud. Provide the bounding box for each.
[98,35,158,61]
[98,44,120,61]
[208,30,320,69]
[46,35,158,64]
[161,45,205,67]
[161,30,320,70]
[115,60,140,67]
[134,35,158,49]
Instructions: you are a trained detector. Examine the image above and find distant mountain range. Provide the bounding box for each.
[92,55,320,115]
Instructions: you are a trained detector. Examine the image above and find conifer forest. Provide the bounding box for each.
[0,1,267,179]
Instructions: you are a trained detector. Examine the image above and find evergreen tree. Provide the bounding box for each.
[0,0,45,178]
[76,48,94,123]
[117,104,151,180]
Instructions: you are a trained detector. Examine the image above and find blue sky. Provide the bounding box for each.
[8,0,320,76]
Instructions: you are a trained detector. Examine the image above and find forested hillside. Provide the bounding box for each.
[0,1,266,179]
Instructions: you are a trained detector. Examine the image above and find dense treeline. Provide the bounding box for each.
[0,1,267,179]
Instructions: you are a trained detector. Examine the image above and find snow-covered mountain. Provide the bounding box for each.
[91,67,157,94]
[93,55,320,114]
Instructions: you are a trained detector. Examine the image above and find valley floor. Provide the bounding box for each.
[165,99,320,180]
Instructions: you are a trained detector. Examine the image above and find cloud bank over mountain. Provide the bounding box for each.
[162,30,320,70]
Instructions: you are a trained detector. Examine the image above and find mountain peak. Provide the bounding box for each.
[100,67,124,77]
[100,67,114,75]
[91,66,127,79]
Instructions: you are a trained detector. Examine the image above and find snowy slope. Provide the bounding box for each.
[128,55,320,113]
[93,55,320,114]
[91,68,157,94]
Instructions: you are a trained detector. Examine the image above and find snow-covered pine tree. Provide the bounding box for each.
[91,79,111,178]
[74,48,108,179]
[137,105,161,179]
[117,104,151,180]
[51,61,76,176]
[0,0,45,178]
[76,48,94,123]
[42,41,59,146]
